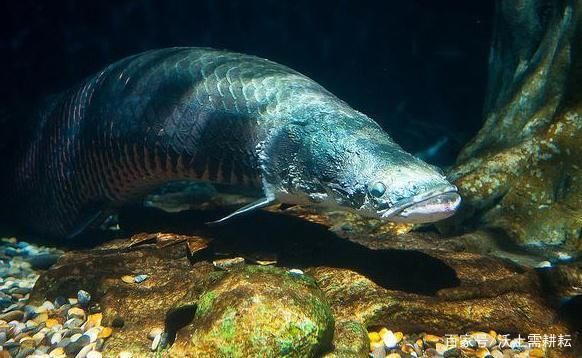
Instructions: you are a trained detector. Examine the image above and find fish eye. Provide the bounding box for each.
[368,181,386,198]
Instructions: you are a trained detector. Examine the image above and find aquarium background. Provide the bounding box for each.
[1,0,492,167]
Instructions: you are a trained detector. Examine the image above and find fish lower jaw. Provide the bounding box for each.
[382,190,461,224]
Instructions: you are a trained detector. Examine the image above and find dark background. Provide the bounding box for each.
[1,0,493,166]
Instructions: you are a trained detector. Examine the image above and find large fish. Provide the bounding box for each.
[7,47,461,239]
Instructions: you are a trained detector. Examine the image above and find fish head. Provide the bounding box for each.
[264,117,460,224]
[290,121,461,224]
[345,137,461,223]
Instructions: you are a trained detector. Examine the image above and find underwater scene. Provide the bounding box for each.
[0,0,580,357]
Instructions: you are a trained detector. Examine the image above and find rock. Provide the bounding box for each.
[98,327,112,339]
[133,275,148,283]
[171,265,334,357]
[322,321,368,357]
[77,291,91,306]
[147,327,163,340]
[445,0,582,261]
[67,307,86,321]
[307,264,568,336]
[0,310,24,322]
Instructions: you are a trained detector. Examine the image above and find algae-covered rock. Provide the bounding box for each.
[447,0,582,261]
[322,320,369,358]
[171,265,334,357]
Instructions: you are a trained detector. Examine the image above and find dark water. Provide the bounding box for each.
[1,0,492,167]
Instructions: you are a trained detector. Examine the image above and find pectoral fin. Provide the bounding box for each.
[206,196,276,225]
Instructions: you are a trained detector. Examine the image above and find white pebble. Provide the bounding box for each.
[84,327,100,343]
[86,352,102,358]
[151,333,161,351]
[383,330,398,348]
[118,352,132,358]
[50,331,62,345]
[75,343,95,358]
[288,268,304,275]
[147,327,163,340]
[70,333,82,342]
[42,301,56,310]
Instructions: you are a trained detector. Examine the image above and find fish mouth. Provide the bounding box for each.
[380,185,461,223]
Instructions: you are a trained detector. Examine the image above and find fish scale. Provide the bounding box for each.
[7,48,308,237]
[6,47,460,239]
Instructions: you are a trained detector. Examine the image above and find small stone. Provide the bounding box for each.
[16,347,35,358]
[53,297,67,308]
[369,341,385,358]
[529,348,544,357]
[56,337,71,348]
[151,333,161,351]
[383,330,399,348]
[436,342,447,355]
[41,301,55,311]
[288,268,304,275]
[475,347,490,358]
[401,343,416,355]
[111,316,124,328]
[423,334,441,345]
[424,348,440,358]
[75,342,95,358]
[443,347,463,358]
[98,327,112,339]
[32,331,46,345]
[147,327,163,340]
[212,257,245,270]
[50,331,62,345]
[33,312,48,324]
[84,328,100,343]
[64,318,84,329]
[77,291,91,307]
[133,275,149,283]
[68,298,78,305]
[67,307,86,320]
[121,275,134,284]
[65,335,90,355]
[490,348,503,358]
[83,313,102,330]
[70,333,82,342]
[386,353,401,358]
[368,331,381,343]
[86,352,102,358]
[117,352,132,358]
[0,310,24,322]
[45,319,59,329]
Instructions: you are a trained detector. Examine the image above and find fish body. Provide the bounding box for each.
[7,47,460,238]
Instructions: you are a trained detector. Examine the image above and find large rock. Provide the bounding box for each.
[447,0,582,261]
[171,265,335,357]
[28,226,579,356]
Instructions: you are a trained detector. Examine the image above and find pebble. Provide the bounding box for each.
[0,237,112,357]
[98,327,112,339]
[121,275,135,284]
[147,327,164,340]
[118,352,132,358]
[366,329,555,358]
[382,330,399,348]
[68,307,86,320]
[151,332,161,351]
[77,290,91,306]
[0,310,24,322]
[369,341,385,358]
[75,343,96,358]
[133,274,149,283]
